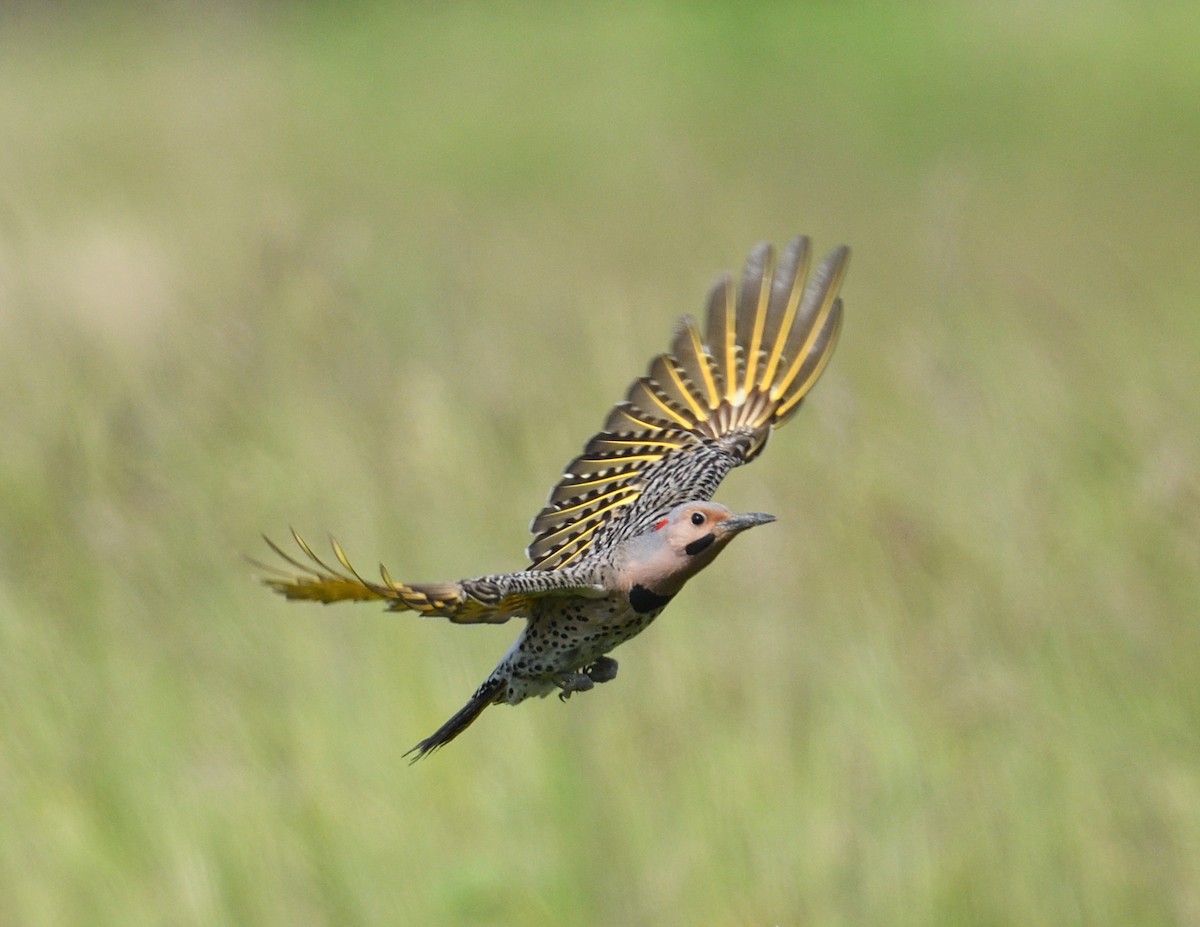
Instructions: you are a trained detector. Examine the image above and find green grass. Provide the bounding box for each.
[2,2,1198,924]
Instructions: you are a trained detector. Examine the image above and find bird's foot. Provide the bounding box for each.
[555,672,595,701]
[585,656,619,685]
[555,658,619,701]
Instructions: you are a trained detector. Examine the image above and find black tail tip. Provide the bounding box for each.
[403,737,441,764]
[403,677,505,764]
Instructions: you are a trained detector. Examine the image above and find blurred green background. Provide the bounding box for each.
[2,2,1198,924]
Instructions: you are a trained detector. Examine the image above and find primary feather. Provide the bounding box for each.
[525,235,848,571]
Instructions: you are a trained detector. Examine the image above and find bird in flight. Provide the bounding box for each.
[257,235,849,760]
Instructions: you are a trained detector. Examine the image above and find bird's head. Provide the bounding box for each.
[619,501,776,604]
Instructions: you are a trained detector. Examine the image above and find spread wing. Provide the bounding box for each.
[526,235,849,572]
[253,530,604,624]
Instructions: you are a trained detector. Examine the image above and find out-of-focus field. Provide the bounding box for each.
[1,3,1198,924]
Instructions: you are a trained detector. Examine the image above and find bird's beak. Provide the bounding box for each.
[720,511,777,535]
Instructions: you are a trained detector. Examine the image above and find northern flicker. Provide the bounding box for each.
[257,235,849,759]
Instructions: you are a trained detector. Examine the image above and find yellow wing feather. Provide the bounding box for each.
[254,530,522,623]
[527,236,849,571]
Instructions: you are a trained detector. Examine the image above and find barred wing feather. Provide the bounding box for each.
[254,530,603,624]
[527,235,848,572]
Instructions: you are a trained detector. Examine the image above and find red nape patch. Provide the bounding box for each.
[653,518,669,531]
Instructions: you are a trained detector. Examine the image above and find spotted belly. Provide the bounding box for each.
[494,594,669,705]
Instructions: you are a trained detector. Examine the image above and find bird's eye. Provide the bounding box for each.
[691,511,706,526]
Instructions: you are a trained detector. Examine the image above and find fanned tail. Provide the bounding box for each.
[404,676,506,762]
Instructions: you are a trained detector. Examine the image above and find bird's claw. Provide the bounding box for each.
[555,657,620,701]
[556,672,594,701]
